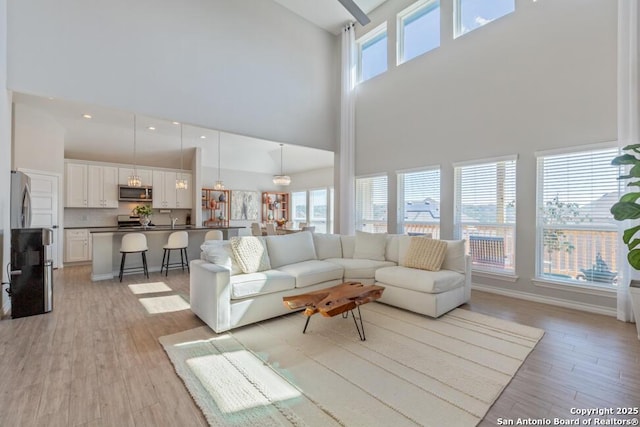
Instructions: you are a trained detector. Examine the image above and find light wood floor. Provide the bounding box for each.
[0,266,638,426]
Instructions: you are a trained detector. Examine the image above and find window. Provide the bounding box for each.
[357,24,388,83]
[536,146,620,286]
[454,0,515,38]
[291,191,307,228]
[397,0,440,65]
[398,167,441,237]
[309,188,328,233]
[356,175,388,232]
[454,157,517,275]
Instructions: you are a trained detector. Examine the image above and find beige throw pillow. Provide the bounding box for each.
[404,237,448,271]
[229,236,271,274]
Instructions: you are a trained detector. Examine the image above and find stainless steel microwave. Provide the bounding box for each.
[118,186,152,202]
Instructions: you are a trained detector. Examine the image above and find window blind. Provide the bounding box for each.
[536,147,620,285]
[455,159,517,274]
[398,168,440,237]
[356,175,388,232]
[309,189,328,233]
[291,191,307,227]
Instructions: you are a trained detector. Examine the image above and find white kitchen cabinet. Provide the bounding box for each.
[176,172,192,209]
[65,163,88,207]
[118,167,153,186]
[65,229,91,262]
[87,165,118,208]
[152,170,178,208]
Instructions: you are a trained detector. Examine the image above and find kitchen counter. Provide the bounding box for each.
[90,226,246,281]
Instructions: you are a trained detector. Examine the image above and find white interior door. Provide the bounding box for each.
[24,171,60,268]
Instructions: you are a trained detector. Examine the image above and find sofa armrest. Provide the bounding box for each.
[190,259,232,333]
[463,255,472,302]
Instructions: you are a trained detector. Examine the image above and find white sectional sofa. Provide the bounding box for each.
[190,231,471,333]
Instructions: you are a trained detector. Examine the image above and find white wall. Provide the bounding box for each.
[13,104,65,175]
[288,167,334,192]
[0,0,11,315]
[7,0,339,152]
[355,0,618,311]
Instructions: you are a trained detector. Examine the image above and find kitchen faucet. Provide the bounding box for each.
[171,217,178,228]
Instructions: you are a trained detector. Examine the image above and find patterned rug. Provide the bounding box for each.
[159,303,544,426]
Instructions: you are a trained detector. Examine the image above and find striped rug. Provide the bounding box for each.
[159,303,544,426]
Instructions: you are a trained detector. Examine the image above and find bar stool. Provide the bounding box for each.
[119,233,149,282]
[204,230,223,241]
[161,231,189,276]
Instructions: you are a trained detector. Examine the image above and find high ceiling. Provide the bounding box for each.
[273,0,388,34]
[13,93,334,175]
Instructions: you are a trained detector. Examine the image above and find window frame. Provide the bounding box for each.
[396,0,441,66]
[357,22,388,83]
[397,165,441,237]
[534,143,621,289]
[453,0,516,39]
[454,155,518,277]
[355,173,389,233]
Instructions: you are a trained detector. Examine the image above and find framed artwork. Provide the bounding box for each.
[231,190,260,220]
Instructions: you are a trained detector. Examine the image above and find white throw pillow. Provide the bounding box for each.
[353,231,388,261]
[200,241,241,275]
[441,239,466,273]
[229,236,271,274]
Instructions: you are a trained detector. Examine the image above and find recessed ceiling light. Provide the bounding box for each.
[200,135,206,139]
[82,114,92,119]
[147,126,156,131]
[48,97,55,100]
[172,121,180,125]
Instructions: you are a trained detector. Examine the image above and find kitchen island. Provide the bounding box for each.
[90,226,244,281]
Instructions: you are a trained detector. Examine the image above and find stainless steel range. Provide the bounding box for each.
[117,215,143,228]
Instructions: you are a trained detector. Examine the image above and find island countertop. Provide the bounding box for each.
[89,226,245,233]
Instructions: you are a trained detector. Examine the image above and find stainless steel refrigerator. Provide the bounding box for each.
[9,171,54,318]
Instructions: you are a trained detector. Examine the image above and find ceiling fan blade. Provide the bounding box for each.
[337,0,371,26]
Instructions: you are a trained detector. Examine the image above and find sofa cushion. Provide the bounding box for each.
[325,258,396,280]
[353,231,387,261]
[200,241,242,275]
[277,260,344,288]
[385,234,401,263]
[230,270,295,300]
[404,237,448,271]
[265,231,317,269]
[375,266,465,294]
[230,236,271,273]
[441,240,466,273]
[341,235,355,258]
[313,233,343,259]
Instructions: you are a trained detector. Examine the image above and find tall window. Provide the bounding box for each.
[454,0,515,38]
[356,175,388,232]
[398,167,441,238]
[357,23,388,83]
[291,191,307,228]
[309,188,328,233]
[397,0,440,65]
[536,145,620,287]
[454,157,517,275]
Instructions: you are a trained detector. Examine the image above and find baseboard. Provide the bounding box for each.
[472,283,618,317]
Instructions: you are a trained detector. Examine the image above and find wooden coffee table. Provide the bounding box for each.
[282,282,384,341]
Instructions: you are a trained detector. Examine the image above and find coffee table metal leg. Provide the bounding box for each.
[303,315,311,334]
[351,305,366,341]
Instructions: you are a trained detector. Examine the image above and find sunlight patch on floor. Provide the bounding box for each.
[128,282,173,294]
[139,295,190,314]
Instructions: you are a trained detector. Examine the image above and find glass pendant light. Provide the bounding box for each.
[213,131,225,190]
[176,123,188,190]
[273,143,291,186]
[128,115,142,187]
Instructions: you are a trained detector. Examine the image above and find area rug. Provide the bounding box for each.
[128,281,172,294]
[159,303,544,426]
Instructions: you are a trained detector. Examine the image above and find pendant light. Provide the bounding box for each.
[128,115,142,187]
[273,144,291,186]
[213,131,225,190]
[176,123,188,190]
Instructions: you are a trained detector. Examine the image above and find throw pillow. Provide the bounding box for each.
[404,237,448,271]
[229,236,271,274]
[200,241,241,275]
[353,230,387,261]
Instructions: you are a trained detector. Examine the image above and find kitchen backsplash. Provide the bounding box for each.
[64,206,191,228]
